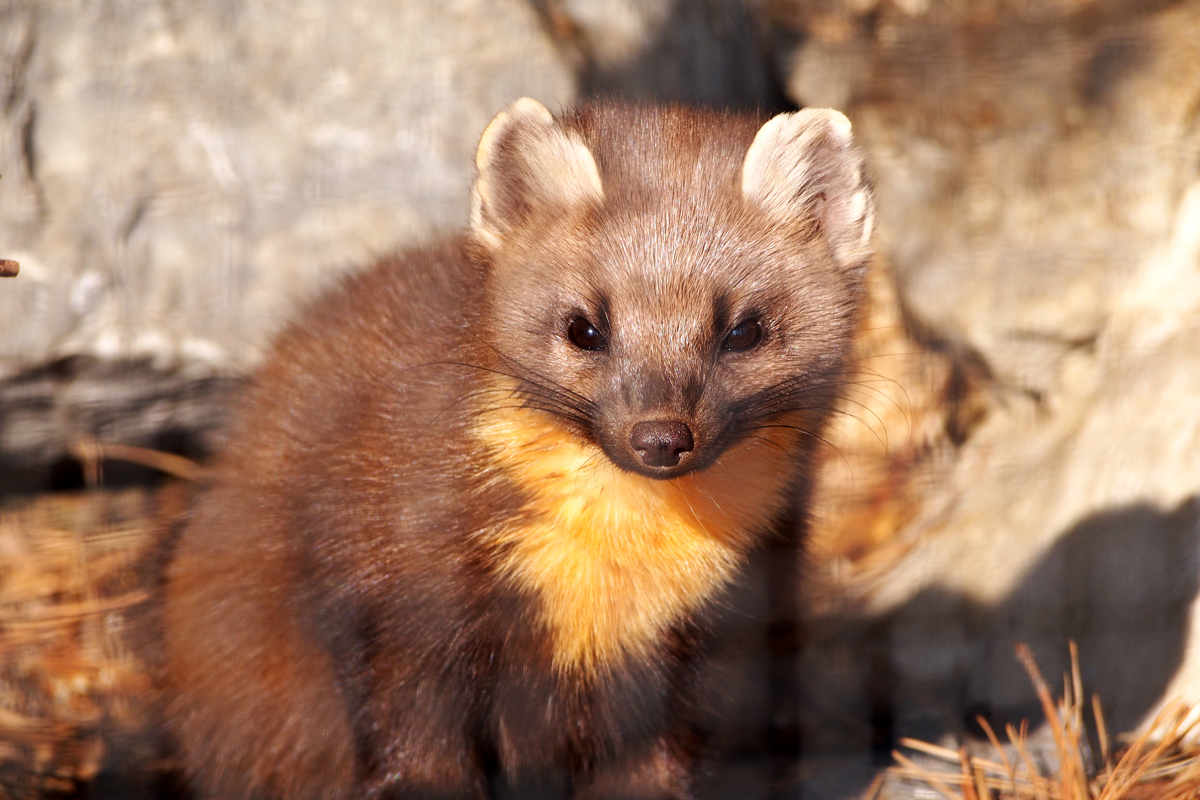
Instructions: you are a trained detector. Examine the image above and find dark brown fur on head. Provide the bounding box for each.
[162,98,875,800]
[469,101,873,478]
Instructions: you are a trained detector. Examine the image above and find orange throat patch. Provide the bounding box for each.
[469,384,802,674]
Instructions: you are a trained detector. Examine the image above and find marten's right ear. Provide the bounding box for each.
[471,98,605,251]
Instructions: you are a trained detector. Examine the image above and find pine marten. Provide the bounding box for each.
[162,99,875,799]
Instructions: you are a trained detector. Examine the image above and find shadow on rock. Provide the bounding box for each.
[801,496,1200,787]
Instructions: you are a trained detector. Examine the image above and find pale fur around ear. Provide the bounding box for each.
[741,108,875,269]
[470,98,605,250]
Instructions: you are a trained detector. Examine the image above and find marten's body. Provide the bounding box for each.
[163,101,874,799]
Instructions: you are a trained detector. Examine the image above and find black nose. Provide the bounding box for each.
[629,421,694,468]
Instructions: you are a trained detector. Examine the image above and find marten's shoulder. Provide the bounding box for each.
[218,240,483,462]
[262,240,480,392]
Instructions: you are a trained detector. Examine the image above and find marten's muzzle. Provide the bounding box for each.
[629,420,695,468]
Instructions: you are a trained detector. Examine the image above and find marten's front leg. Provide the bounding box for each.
[352,640,489,800]
[572,737,693,800]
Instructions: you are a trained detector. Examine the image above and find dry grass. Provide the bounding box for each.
[0,439,197,798]
[881,643,1200,800]
[0,490,152,795]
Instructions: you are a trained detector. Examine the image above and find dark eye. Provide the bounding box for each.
[723,319,763,352]
[567,316,606,351]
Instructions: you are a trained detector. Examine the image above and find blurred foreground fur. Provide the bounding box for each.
[7,274,1182,799]
[882,644,1200,800]
[0,250,1187,798]
[4,488,1200,799]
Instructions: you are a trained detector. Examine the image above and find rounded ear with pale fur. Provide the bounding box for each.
[470,98,605,251]
[741,108,875,270]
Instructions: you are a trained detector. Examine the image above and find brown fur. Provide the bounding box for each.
[162,100,874,799]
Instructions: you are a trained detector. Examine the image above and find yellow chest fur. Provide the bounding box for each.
[470,392,801,674]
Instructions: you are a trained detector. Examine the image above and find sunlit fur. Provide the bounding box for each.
[162,100,875,800]
[471,376,804,673]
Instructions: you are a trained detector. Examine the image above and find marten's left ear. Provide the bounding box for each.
[471,98,605,251]
[741,108,875,270]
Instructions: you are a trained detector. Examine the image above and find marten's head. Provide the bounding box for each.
[467,99,874,481]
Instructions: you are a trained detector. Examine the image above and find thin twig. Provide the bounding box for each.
[70,439,204,482]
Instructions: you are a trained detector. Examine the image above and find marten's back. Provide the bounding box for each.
[163,244,509,798]
[175,242,500,590]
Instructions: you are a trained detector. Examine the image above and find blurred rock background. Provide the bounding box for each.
[1,0,1199,798]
